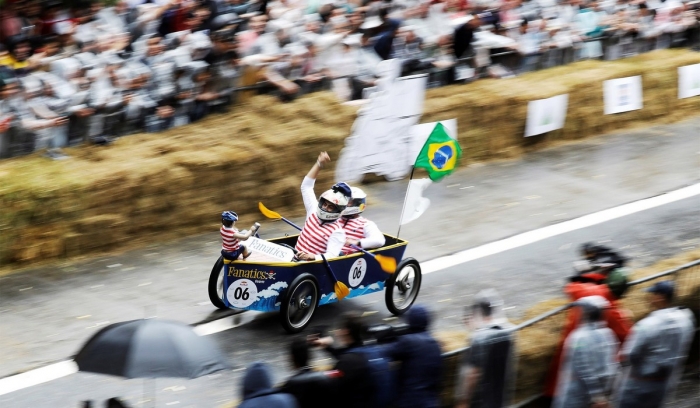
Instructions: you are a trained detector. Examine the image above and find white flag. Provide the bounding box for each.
[400,178,432,225]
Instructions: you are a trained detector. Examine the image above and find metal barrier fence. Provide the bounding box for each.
[437,258,700,408]
[237,26,700,95]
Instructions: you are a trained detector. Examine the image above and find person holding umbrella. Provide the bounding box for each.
[74,319,232,406]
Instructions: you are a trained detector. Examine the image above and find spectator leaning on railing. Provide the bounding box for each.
[615,280,696,408]
[457,289,515,408]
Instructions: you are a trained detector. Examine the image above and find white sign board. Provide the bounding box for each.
[678,63,700,99]
[524,94,569,137]
[604,76,643,115]
[335,61,428,183]
[246,237,295,262]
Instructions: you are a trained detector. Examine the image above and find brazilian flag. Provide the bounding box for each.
[414,123,462,181]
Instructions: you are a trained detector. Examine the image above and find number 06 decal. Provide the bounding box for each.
[348,258,367,288]
[227,279,258,308]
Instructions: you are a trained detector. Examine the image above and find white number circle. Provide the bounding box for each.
[227,279,258,308]
[348,258,367,288]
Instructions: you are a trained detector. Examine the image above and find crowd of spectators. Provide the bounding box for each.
[230,244,698,408]
[1,0,699,160]
[232,270,695,408]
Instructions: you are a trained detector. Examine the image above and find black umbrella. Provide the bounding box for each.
[75,318,231,379]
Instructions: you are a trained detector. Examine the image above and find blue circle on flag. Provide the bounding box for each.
[431,145,454,170]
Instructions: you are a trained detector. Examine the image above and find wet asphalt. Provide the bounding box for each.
[0,117,698,407]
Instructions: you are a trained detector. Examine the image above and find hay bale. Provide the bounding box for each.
[1,50,699,267]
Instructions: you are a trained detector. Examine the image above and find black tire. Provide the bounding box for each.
[208,256,227,310]
[385,258,422,316]
[280,273,320,333]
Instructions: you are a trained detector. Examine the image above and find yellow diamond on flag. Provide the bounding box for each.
[426,141,459,173]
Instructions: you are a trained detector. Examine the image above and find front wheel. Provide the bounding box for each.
[385,258,422,315]
[280,273,320,333]
[208,256,227,310]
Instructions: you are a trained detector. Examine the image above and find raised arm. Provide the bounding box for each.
[300,152,331,216]
[307,151,330,180]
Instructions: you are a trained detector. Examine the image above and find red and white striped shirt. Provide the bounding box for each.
[221,226,241,252]
[340,216,386,255]
[341,217,367,255]
[296,176,346,260]
[296,213,342,255]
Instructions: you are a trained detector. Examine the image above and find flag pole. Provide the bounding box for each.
[396,166,416,239]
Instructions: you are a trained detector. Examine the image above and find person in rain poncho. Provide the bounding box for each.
[544,245,633,399]
[457,289,515,408]
[553,296,619,408]
[50,57,95,144]
[238,361,299,408]
[615,281,696,408]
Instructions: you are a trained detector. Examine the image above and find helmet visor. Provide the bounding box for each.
[319,197,341,213]
[348,197,366,208]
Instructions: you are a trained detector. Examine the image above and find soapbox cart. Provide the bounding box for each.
[208,234,421,333]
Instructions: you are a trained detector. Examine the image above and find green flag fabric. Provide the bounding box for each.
[414,123,462,181]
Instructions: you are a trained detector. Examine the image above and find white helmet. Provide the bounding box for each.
[317,183,351,221]
[342,187,367,217]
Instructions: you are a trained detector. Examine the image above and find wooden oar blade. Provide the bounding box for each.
[374,254,397,274]
[335,282,350,300]
[258,202,282,219]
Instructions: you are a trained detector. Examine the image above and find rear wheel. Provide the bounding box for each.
[280,273,320,333]
[208,256,227,310]
[385,258,422,315]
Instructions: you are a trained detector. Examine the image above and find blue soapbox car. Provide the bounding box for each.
[208,234,422,333]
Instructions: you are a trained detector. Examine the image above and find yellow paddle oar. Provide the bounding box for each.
[321,254,350,300]
[259,202,303,230]
[349,245,397,274]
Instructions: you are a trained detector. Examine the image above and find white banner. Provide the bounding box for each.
[400,178,432,225]
[678,63,700,99]
[604,76,643,115]
[524,94,569,137]
[335,60,428,183]
[245,237,295,262]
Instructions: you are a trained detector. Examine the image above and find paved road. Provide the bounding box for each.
[0,117,699,407]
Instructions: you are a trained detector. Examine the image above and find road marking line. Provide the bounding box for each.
[193,312,260,336]
[2,182,699,397]
[0,361,77,396]
[422,182,700,274]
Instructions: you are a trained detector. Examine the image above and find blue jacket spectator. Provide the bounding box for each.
[238,362,299,408]
[385,305,443,408]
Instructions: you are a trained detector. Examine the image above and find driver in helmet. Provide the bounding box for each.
[295,152,351,261]
[340,187,385,255]
[220,211,260,261]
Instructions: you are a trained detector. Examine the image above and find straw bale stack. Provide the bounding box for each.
[0,50,699,267]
